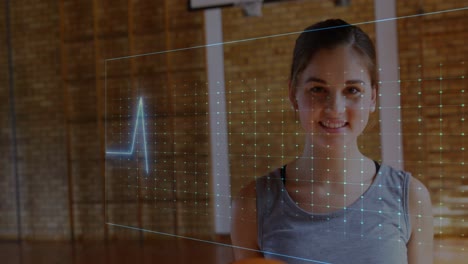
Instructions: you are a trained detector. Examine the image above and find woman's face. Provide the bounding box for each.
[290,45,376,148]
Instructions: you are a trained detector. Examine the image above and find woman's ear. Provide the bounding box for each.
[289,80,298,110]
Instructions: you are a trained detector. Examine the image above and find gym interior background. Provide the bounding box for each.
[0,0,466,263]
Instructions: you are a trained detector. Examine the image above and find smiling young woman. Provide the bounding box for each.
[231,19,433,264]
[292,44,376,150]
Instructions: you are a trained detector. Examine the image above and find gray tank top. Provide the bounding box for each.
[256,163,411,264]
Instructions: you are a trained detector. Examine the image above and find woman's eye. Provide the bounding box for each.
[346,86,361,95]
[309,86,326,93]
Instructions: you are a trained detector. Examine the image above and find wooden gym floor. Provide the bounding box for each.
[0,236,466,264]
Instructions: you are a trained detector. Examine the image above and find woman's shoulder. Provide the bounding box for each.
[379,163,432,217]
[236,179,257,199]
[379,163,410,175]
[407,175,431,209]
[379,164,430,192]
[378,163,413,185]
[236,167,283,197]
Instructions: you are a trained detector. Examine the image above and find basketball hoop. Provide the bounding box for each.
[237,0,263,17]
[335,0,351,6]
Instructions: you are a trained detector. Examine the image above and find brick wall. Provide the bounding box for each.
[0,1,17,240]
[397,0,467,236]
[0,0,209,241]
[60,0,210,240]
[4,0,70,240]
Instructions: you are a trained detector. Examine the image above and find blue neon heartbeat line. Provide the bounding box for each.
[106,97,149,174]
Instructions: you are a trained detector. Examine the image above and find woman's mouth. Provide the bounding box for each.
[319,120,348,131]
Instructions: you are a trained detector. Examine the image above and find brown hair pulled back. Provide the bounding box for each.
[290,19,377,92]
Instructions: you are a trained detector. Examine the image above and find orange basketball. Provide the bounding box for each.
[232,258,286,264]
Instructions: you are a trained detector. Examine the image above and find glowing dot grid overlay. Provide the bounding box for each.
[104,8,467,263]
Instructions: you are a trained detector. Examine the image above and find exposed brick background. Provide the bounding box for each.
[397,0,467,236]
[0,0,17,240]
[0,0,466,241]
[4,0,70,240]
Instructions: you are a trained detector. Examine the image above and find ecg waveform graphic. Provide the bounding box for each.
[106,97,149,174]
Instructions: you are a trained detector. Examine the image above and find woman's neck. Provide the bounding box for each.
[291,140,374,183]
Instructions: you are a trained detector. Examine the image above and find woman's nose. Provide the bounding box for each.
[324,94,346,114]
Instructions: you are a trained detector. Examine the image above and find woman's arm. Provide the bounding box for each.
[407,176,434,264]
[231,180,263,260]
